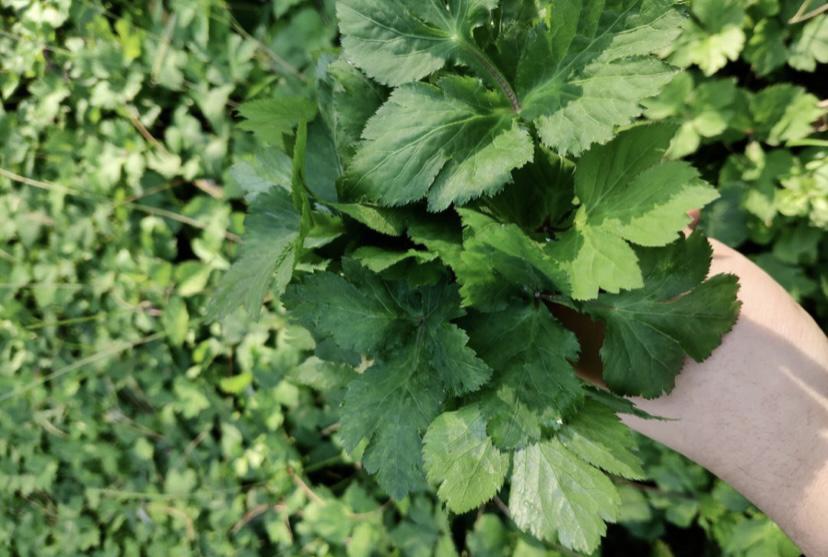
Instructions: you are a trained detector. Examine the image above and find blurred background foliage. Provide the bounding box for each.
[0,0,824,555]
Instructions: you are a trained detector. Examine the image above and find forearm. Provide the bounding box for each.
[623,241,828,556]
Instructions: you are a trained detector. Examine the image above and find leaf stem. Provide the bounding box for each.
[789,0,828,23]
[459,42,521,113]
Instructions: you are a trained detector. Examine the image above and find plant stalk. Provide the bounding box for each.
[459,41,522,113]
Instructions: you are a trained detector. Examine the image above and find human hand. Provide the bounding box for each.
[559,235,828,555]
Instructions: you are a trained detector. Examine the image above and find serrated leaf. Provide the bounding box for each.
[237,96,317,146]
[162,297,189,347]
[669,0,746,76]
[558,399,645,480]
[789,14,828,72]
[351,246,437,272]
[467,304,583,417]
[516,0,684,155]
[551,124,720,300]
[288,267,491,498]
[425,322,493,394]
[342,345,444,499]
[210,188,301,320]
[743,19,789,76]
[509,439,620,553]
[324,57,388,162]
[337,0,499,86]
[454,210,568,310]
[347,77,533,210]
[331,202,410,236]
[583,234,741,397]
[283,268,399,354]
[484,146,576,231]
[422,405,509,513]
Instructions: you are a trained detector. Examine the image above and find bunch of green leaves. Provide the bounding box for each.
[1,0,817,555]
[668,0,828,76]
[215,1,750,552]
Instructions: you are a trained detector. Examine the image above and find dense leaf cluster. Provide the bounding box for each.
[1,0,823,555]
[214,0,750,551]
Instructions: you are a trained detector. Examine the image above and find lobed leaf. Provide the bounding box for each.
[346,77,533,210]
[422,405,509,513]
[551,123,720,300]
[583,234,742,397]
[337,0,499,86]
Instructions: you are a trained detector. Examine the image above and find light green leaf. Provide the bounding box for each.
[219,372,254,394]
[351,246,437,272]
[750,84,825,146]
[516,0,684,155]
[337,0,499,86]
[347,77,533,210]
[162,297,189,347]
[669,0,746,75]
[422,405,509,513]
[558,399,645,480]
[788,14,828,72]
[551,124,720,300]
[509,439,620,553]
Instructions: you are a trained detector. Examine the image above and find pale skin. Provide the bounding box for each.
[572,238,828,556]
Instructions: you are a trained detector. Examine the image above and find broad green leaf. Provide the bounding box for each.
[516,0,685,155]
[466,304,583,415]
[425,321,493,394]
[347,77,533,210]
[454,210,568,310]
[558,399,645,480]
[237,95,317,146]
[583,234,742,397]
[304,118,341,201]
[509,439,620,553]
[341,345,444,499]
[210,188,301,320]
[162,297,189,347]
[669,0,746,76]
[324,57,387,162]
[466,304,584,449]
[484,146,576,231]
[480,388,543,452]
[229,148,292,200]
[219,372,254,394]
[337,0,499,86]
[552,124,720,300]
[283,268,399,354]
[743,19,788,76]
[422,405,509,513]
[788,14,828,72]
